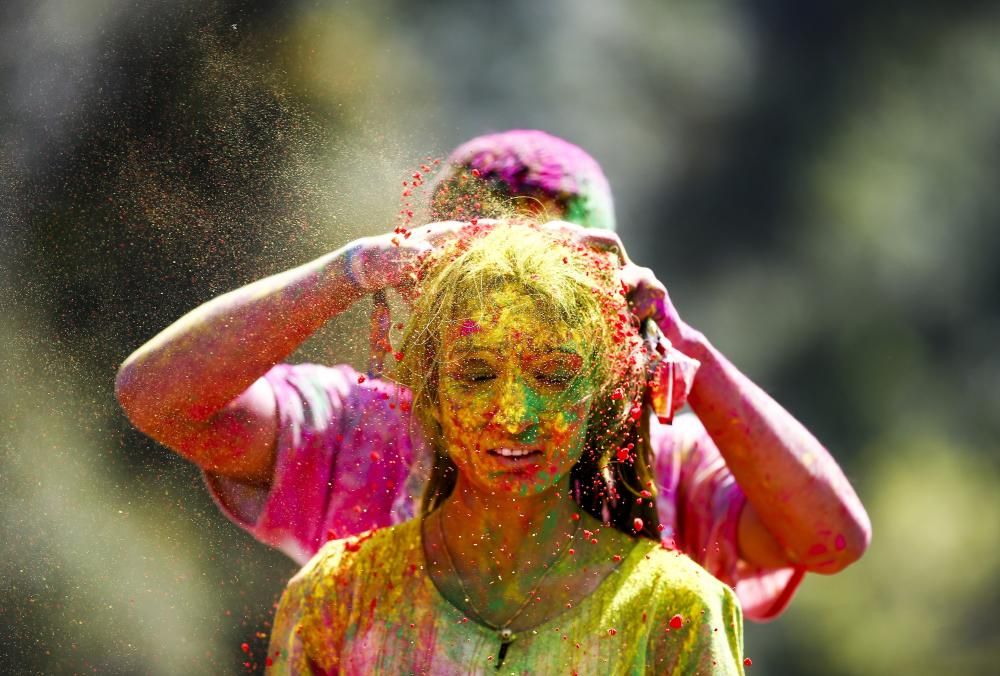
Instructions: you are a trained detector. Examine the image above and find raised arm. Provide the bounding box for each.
[549,221,871,574]
[626,265,871,574]
[115,227,447,483]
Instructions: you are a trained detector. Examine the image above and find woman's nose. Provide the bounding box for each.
[492,377,540,434]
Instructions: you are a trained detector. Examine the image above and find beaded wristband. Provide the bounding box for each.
[342,243,368,291]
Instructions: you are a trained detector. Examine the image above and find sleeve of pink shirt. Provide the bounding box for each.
[203,363,419,566]
[652,413,805,622]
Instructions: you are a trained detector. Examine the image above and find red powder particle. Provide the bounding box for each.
[616,448,630,462]
[357,375,366,384]
[744,657,753,666]
[241,642,250,653]
[640,490,652,498]
[471,169,481,177]
[394,351,404,361]
[608,628,617,636]
[265,657,273,667]
[370,452,380,462]
[568,548,576,555]
[669,614,684,629]
[470,218,478,225]
[633,518,644,532]
[613,554,622,562]
[611,388,624,400]
[571,513,581,521]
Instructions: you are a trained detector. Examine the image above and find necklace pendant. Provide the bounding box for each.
[499,627,514,643]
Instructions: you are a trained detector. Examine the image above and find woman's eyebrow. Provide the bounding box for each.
[447,345,497,357]
[523,347,584,362]
[542,343,584,356]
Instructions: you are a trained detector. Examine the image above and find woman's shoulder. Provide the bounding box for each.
[627,538,740,608]
[288,519,422,591]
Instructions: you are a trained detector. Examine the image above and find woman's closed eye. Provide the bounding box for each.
[451,359,496,384]
[532,355,583,388]
[533,368,575,387]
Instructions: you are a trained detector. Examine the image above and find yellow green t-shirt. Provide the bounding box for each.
[267,518,744,675]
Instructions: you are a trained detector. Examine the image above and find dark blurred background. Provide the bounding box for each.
[3,0,999,673]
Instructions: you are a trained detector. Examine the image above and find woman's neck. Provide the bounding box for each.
[437,476,579,579]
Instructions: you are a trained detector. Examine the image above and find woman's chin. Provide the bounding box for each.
[488,467,568,497]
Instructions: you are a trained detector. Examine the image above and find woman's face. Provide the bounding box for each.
[436,286,597,497]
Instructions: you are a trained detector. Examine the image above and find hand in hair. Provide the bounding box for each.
[346,221,490,301]
[536,220,688,345]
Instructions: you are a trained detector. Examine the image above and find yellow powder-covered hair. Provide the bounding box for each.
[393,221,661,539]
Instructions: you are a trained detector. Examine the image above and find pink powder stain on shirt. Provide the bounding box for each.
[459,319,481,337]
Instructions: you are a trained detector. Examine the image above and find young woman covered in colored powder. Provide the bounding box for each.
[266,222,745,673]
[116,130,870,631]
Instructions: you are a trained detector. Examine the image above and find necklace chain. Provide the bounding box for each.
[435,508,580,644]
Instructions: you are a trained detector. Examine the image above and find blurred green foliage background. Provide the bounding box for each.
[3,1,999,673]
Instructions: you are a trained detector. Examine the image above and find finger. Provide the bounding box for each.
[581,232,628,265]
[538,220,629,265]
[622,265,669,324]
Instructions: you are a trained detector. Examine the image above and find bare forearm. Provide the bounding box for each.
[680,329,871,572]
[116,243,363,426]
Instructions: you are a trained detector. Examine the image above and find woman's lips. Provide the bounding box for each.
[489,447,541,458]
[487,447,543,468]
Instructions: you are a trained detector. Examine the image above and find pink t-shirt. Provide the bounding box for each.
[206,363,802,621]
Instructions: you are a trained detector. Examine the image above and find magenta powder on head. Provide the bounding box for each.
[442,129,616,231]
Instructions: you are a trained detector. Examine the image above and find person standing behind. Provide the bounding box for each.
[115,129,871,623]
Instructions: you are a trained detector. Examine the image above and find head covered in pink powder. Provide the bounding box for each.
[431,130,616,231]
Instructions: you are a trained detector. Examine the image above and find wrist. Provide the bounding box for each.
[670,321,711,362]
